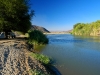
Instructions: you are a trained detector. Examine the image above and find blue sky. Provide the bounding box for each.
[30,0,100,31]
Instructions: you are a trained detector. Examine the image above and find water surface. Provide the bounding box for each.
[39,34,100,75]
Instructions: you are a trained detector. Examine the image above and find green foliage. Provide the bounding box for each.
[0,0,34,33]
[72,20,100,36]
[29,69,49,75]
[30,52,51,64]
[30,69,45,75]
[73,23,82,29]
[28,30,49,45]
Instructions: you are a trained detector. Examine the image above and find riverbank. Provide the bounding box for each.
[0,38,61,75]
[44,32,70,34]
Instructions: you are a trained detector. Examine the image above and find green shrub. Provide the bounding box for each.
[28,30,49,45]
[30,52,51,64]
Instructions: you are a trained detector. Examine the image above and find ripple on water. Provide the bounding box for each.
[41,34,100,75]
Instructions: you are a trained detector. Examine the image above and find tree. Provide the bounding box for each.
[72,20,100,36]
[73,23,81,29]
[0,0,34,38]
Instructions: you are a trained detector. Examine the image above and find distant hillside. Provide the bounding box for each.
[66,29,73,33]
[31,25,50,33]
[48,30,72,34]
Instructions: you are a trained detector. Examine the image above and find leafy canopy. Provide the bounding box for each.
[0,0,34,33]
[72,20,100,36]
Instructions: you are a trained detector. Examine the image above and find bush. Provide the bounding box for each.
[28,30,49,45]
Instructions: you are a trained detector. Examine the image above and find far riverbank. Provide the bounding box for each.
[44,32,70,34]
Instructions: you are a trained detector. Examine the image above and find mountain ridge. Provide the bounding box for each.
[31,25,50,33]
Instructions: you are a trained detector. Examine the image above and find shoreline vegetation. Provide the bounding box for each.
[27,30,61,75]
[72,20,100,36]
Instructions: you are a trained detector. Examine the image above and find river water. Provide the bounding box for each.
[38,34,100,75]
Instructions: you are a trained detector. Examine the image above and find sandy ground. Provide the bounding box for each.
[0,39,29,75]
[0,39,53,75]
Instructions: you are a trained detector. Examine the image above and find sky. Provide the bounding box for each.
[29,0,100,31]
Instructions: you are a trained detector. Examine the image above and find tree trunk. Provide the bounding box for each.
[3,30,11,39]
[5,32,8,39]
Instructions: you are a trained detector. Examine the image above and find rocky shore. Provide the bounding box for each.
[0,39,57,75]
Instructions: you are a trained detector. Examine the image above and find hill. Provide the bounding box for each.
[66,29,73,33]
[31,25,50,33]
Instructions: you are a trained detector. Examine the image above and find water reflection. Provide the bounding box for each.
[33,45,46,53]
[74,35,100,42]
[37,34,100,75]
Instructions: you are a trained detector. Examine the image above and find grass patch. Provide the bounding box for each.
[29,53,56,75]
[29,69,48,75]
[30,52,51,65]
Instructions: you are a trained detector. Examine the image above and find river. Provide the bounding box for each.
[37,34,100,75]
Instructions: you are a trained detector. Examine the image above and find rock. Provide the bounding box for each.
[31,25,50,33]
